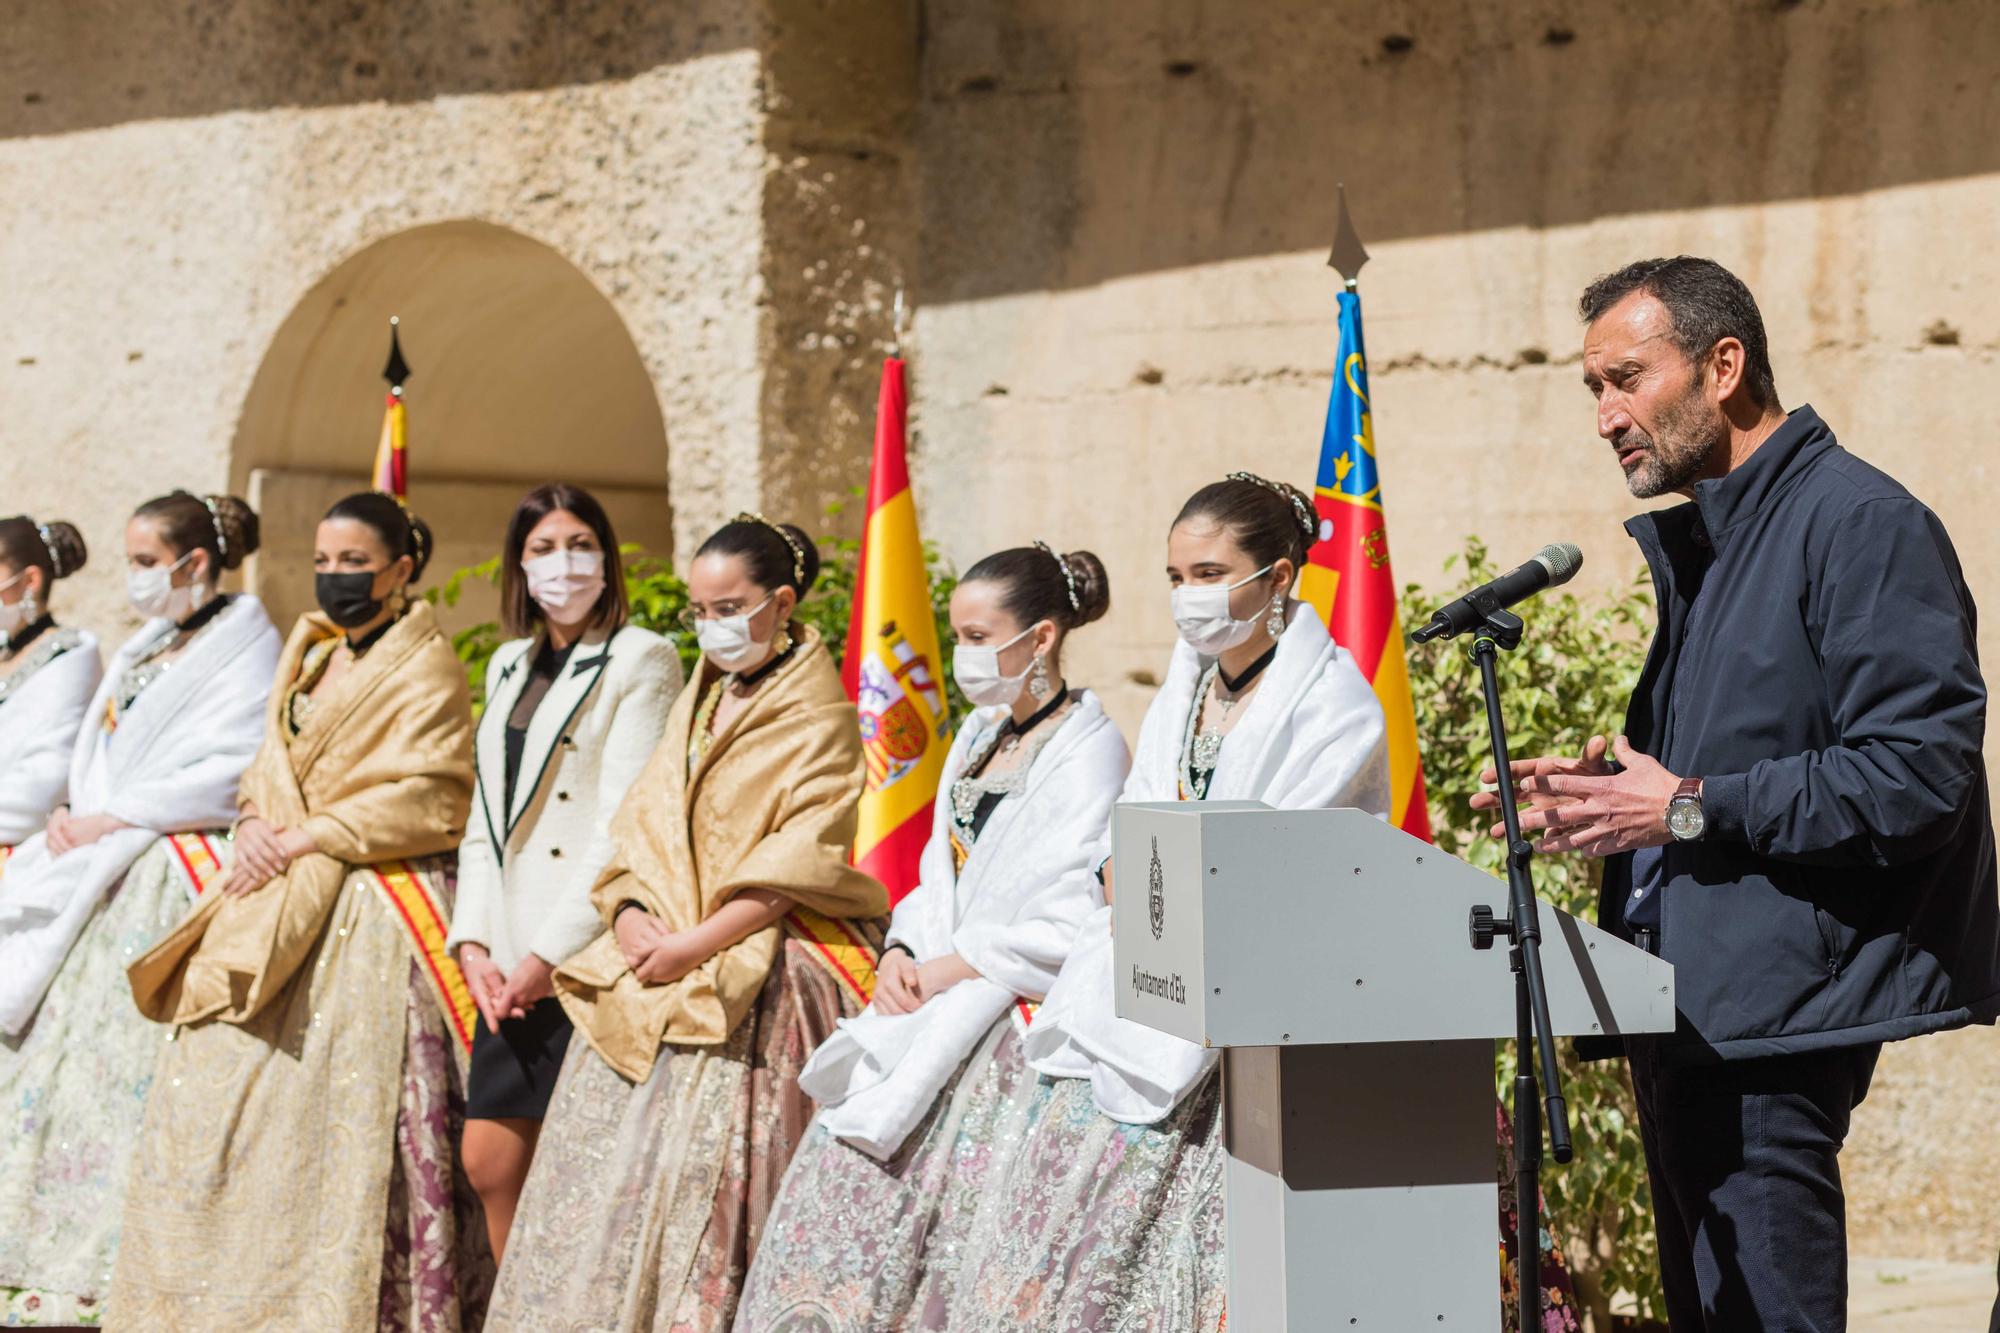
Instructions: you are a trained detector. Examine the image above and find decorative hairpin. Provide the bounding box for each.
[1227,471,1318,546]
[1033,539,1081,612]
[202,495,229,559]
[35,523,63,578]
[736,512,806,587]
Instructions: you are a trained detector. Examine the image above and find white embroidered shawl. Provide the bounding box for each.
[0,630,101,845]
[800,688,1130,1159]
[0,597,279,1033]
[1023,603,1390,1123]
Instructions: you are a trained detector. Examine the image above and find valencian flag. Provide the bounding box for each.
[843,357,950,903]
[1298,284,1433,842]
[372,317,411,500]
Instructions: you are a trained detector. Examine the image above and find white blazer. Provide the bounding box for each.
[446,623,682,974]
[0,627,102,846]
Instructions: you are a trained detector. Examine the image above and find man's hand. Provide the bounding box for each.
[1477,735,1679,858]
[1469,734,1614,835]
[872,950,923,1015]
[496,953,556,1020]
[460,944,508,1033]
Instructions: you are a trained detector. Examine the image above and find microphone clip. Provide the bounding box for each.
[1465,607,1524,654]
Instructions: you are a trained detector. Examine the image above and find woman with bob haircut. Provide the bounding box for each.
[447,482,681,1262]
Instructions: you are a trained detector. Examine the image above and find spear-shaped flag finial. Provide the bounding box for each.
[382,314,412,395]
[890,287,908,359]
[1326,183,1370,287]
[373,317,411,500]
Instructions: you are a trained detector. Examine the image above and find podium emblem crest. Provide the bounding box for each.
[1148,836,1165,939]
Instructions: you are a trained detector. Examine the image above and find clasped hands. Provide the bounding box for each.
[460,946,556,1032]
[613,905,705,987]
[215,816,319,896]
[1467,734,1680,858]
[44,806,129,857]
[871,950,979,1016]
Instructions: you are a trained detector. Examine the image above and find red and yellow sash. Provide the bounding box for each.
[370,861,477,1054]
[164,833,228,903]
[783,907,878,1011]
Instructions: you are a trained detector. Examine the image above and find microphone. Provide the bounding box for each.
[1410,543,1583,643]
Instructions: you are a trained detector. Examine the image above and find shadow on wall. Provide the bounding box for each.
[232,220,673,632]
[0,0,756,138]
[917,0,2000,301]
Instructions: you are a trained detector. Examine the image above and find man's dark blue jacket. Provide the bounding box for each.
[1593,405,2000,1063]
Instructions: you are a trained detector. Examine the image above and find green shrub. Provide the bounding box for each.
[1400,536,1661,1329]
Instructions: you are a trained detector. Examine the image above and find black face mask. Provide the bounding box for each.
[316,570,387,629]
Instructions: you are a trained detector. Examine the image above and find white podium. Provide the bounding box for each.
[1113,802,1674,1330]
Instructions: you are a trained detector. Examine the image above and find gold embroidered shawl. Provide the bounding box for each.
[128,603,474,1026]
[555,624,887,1080]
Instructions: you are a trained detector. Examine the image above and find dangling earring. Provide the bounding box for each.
[1028,652,1054,702]
[1266,592,1286,640]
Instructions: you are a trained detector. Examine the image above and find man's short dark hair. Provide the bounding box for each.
[1580,256,1779,410]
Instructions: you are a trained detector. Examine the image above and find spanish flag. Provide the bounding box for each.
[372,317,411,501]
[1298,289,1432,841]
[843,358,950,904]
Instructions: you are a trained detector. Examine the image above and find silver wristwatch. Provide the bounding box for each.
[1665,777,1706,841]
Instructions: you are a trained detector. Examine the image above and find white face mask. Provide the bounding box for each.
[953,624,1038,709]
[1170,563,1274,656]
[523,548,606,625]
[0,570,35,641]
[128,551,205,623]
[695,593,777,672]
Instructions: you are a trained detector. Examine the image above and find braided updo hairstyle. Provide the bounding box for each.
[959,545,1111,633]
[324,492,435,583]
[133,491,261,574]
[1171,473,1318,571]
[0,516,87,591]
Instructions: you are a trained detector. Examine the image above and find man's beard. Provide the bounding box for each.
[1615,382,1725,499]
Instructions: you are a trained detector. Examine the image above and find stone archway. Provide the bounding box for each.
[230,220,673,631]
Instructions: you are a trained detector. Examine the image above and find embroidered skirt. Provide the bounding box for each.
[0,838,194,1327]
[107,860,490,1332]
[736,1015,1030,1330]
[486,935,862,1333]
[947,1066,1229,1333]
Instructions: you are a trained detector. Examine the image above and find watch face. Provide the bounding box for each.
[1667,798,1705,840]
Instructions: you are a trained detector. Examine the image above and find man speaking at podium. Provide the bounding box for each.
[1475,257,2000,1331]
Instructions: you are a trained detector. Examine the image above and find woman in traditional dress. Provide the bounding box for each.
[0,518,99,851]
[110,491,484,1332]
[488,514,889,1333]
[738,542,1131,1330]
[448,483,681,1262]
[0,493,278,1328]
[946,472,1391,1332]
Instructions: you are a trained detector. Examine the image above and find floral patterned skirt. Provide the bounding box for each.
[107,863,490,1332]
[487,937,860,1333]
[1498,1102,1584,1333]
[946,1066,1229,1333]
[0,838,192,1328]
[736,1015,1029,1330]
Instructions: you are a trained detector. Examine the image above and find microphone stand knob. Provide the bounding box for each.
[1469,904,1499,950]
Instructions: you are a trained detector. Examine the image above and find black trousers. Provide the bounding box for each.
[1629,1040,1881,1333]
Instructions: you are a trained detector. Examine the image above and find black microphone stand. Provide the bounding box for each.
[1458,606,1574,1333]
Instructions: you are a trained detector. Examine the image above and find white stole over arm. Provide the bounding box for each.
[0,597,280,1033]
[1023,602,1390,1124]
[0,631,102,845]
[800,689,1131,1159]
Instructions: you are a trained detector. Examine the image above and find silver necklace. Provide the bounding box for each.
[949,702,1071,834]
